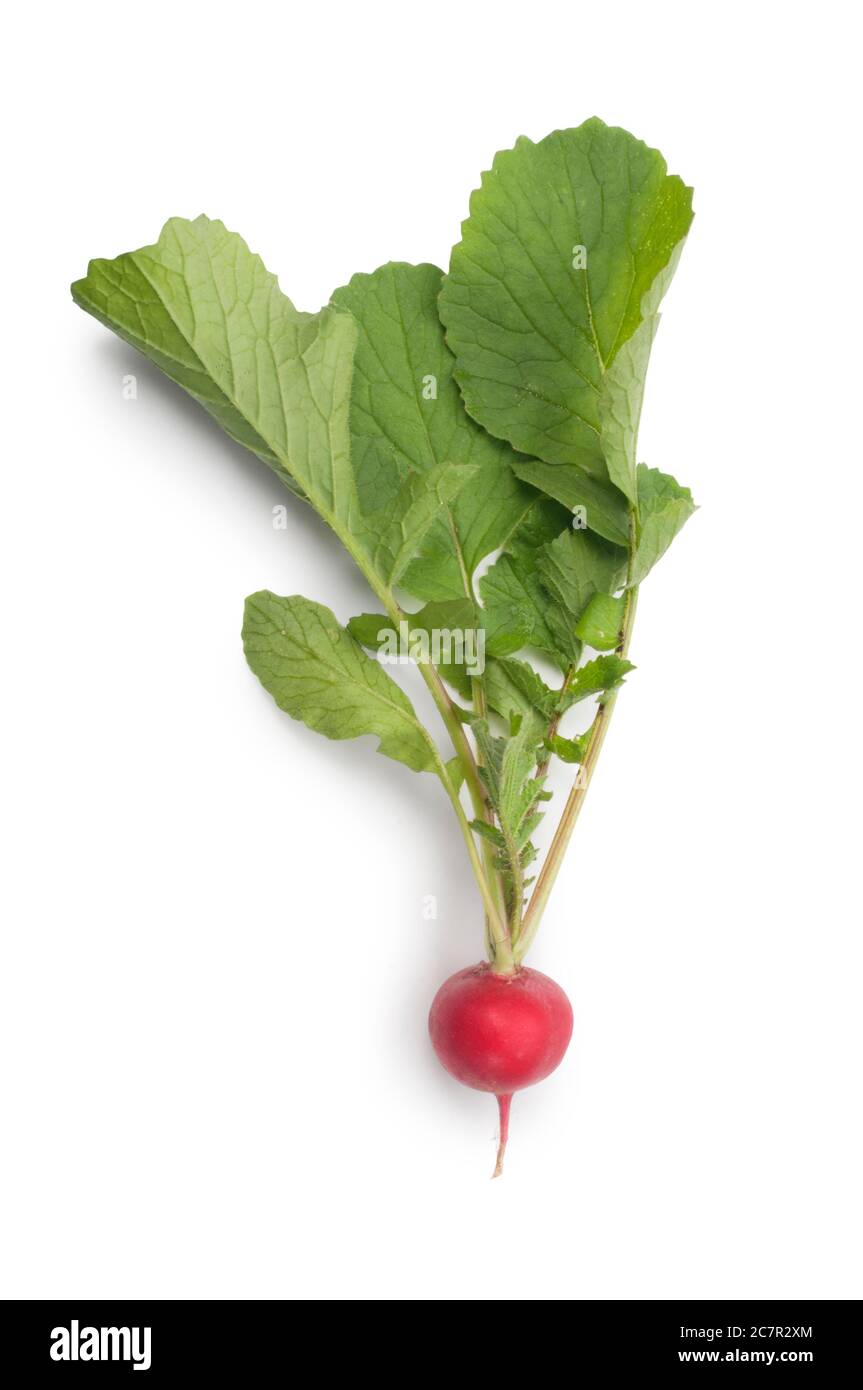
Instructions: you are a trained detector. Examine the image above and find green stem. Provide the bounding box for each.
[470,676,509,960]
[336,531,510,961]
[427,659,508,955]
[535,664,576,788]
[415,650,484,808]
[343,538,486,821]
[395,616,509,953]
[501,823,525,950]
[434,754,512,970]
[516,580,639,962]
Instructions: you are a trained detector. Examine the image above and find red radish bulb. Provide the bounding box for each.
[429,962,573,1176]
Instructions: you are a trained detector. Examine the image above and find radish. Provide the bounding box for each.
[429,963,574,1176]
[72,119,693,1176]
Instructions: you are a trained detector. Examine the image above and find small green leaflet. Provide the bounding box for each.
[440,118,693,477]
[331,262,535,603]
[479,554,568,669]
[511,460,630,547]
[630,465,697,584]
[482,604,533,658]
[558,655,635,712]
[473,714,546,837]
[575,592,626,651]
[481,517,625,674]
[470,714,548,914]
[546,731,592,764]
[506,496,574,560]
[346,612,401,651]
[485,658,557,724]
[535,528,626,626]
[242,592,436,773]
[477,494,575,670]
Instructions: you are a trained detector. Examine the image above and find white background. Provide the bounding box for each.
[2,0,860,1301]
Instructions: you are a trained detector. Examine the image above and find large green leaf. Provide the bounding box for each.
[242,592,436,773]
[72,216,356,508]
[72,220,473,603]
[439,118,693,479]
[331,262,535,602]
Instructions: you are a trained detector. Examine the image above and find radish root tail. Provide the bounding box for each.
[492,1093,513,1178]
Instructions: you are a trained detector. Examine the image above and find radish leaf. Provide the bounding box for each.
[485,658,557,723]
[630,466,697,584]
[575,592,626,651]
[71,218,472,605]
[360,460,478,586]
[440,118,693,478]
[511,460,630,546]
[546,731,592,764]
[479,553,572,670]
[331,262,535,603]
[471,714,548,915]
[242,592,437,773]
[535,529,626,628]
[72,216,356,508]
[558,655,635,711]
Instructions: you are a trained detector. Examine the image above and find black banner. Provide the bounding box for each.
[0,1300,858,1376]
